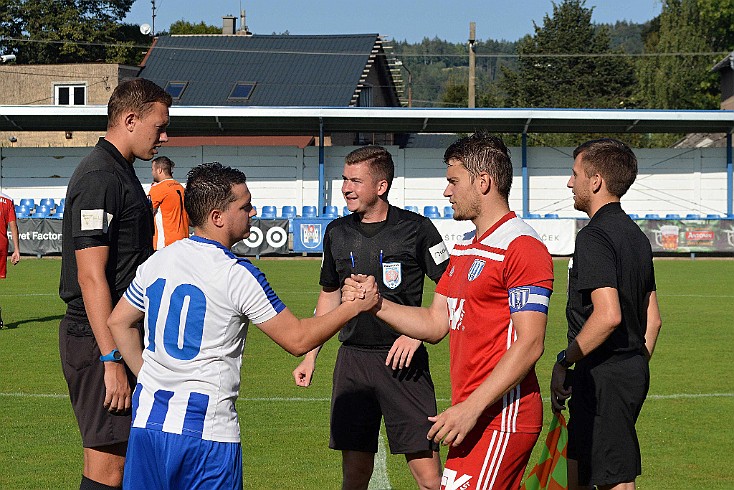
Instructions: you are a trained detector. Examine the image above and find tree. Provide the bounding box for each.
[169,20,221,35]
[0,0,142,64]
[636,0,719,109]
[500,0,636,109]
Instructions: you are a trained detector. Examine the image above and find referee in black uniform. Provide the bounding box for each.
[59,79,171,490]
[550,138,662,490]
[293,146,449,489]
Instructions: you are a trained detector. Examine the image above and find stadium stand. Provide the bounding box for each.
[19,198,34,208]
[302,206,317,218]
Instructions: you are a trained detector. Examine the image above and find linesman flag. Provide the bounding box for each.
[521,412,568,490]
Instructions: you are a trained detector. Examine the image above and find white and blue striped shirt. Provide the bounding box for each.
[124,236,285,442]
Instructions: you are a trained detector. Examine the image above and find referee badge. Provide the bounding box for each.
[467,259,485,281]
[382,262,402,289]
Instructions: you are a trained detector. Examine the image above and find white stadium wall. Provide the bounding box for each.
[0,145,730,218]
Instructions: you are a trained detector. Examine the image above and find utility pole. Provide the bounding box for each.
[468,22,476,108]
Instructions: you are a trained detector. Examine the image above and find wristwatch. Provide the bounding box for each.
[99,349,123,362]
[556,349,573,369]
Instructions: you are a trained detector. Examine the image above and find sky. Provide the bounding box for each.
[123,0,663,44]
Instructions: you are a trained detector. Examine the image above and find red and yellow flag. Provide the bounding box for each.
[521,412,568,490]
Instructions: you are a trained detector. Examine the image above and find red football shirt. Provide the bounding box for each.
[436,212,553,434]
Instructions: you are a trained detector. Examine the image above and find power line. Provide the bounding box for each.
[2,37,728,60]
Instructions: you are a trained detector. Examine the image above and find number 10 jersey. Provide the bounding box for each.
[123,236,285,442]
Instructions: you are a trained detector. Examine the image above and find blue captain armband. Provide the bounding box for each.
[508,286,551,314]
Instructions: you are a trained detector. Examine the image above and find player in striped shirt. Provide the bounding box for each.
[346,132,554,490]
[108,162,378,489]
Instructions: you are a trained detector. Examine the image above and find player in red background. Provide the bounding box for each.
[0,191,21,328]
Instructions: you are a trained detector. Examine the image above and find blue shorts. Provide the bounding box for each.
[124,428,243,489]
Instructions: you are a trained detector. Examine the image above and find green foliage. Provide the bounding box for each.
[0,0,143,64]
[168,20,221,35]
[635,0,720,109]
[500,0,636,109]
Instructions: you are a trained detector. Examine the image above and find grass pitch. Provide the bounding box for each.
[0,257,732,488]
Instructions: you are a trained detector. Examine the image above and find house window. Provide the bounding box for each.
[165,81,188,100]
[228,82,256,100]
[358,85,373,107]
[55,84,86,105]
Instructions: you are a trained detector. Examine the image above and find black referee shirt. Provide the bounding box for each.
[321,205,449,347]
[59,138,154,316]
[566,202,656,363]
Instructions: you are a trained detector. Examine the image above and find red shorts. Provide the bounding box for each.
[441,428,538,490]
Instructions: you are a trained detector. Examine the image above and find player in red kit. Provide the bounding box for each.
[345,132,554,489]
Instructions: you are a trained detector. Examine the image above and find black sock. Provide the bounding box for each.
[80,475,121,490]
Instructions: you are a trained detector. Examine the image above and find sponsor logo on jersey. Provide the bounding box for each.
[509,286,530,310]
[429,241,449,264]
[441,468,473,490]
[467,259,485,281]
[300,223,322,249]
[382,262,402,289]
[449,265,455,277]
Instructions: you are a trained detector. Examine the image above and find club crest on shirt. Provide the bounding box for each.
[467,259,485,281]
[509,287,530,310]
[382,262,402,289]
[300,223,322,249]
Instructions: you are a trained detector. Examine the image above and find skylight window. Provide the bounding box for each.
[165,81,188,100]
[228,82,256,100]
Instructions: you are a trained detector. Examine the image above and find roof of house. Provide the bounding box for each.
[138,34,386,107]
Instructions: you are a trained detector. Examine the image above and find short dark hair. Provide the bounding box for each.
[152,156,174,176]
[107,78,172,128]
[344,145,395,195]
[573,138,638,198]
[443,131,513,200]
[184,162,248,227]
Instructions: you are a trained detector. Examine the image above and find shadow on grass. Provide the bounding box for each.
[1,314,64,330]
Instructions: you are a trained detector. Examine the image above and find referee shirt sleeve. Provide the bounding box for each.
[70,170,121,250]
[319,223,340,288]
[417,218,449,283]
[574,226,618,292]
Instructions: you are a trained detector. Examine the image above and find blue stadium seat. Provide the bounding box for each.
[15,206,30,218]
[628,213,639,220]
[405,205,419,214]
[55,202,65,214]
[706,213,721,219]
[342,206,351,216]
[40,198,55,208]
[281,206,297,219]
[443,206,454,218]
[20,198,34,208]
[686,213,701,219]
[645,213,660,219]
[544,213,559,219]
[423,206,440,218]
[665,213,681,219]
[527,213,542,219]
[33,208,50,218]
[260,205,277,219]
[51,210,64,219]
[322,206,339,218]
[60,198,66,207]
[302,206,317,218]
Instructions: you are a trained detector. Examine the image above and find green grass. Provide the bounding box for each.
[0,257,732,488]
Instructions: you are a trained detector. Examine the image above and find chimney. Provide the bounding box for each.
[222,15,236,35]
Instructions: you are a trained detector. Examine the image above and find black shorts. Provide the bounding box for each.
[568,354,650,486]
[59,313,138,448]
[330,344,439,454]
